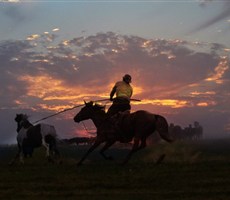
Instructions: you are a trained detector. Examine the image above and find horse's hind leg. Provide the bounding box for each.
[122,137,140,165]
[53,144,60,157]
[45,135,61,163]
[138,137,147,150]
[43,141,50,157]
[42,137,54,163]
[48,137,60,157]
[50,141,61,163]
[156,154,166,165]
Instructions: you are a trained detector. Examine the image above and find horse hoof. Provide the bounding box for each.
[106,156,114,160]
[47,157,55,163]
[120,160,128,166]
[8,161,14,166]
[156,154,166,165]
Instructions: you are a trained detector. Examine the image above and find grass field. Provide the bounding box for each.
[0,139,230,200]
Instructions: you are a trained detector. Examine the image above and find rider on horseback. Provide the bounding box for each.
[107,74,133,138]
[107,74,133,116]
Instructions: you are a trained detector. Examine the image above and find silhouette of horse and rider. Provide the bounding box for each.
[74,74,173,165]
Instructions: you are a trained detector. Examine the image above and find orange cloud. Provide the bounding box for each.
[16,70,219,114]
[26,34,40,41]
[140,99,189,108]
[16,73,196,112]
[197,101,217,107]
[18,74,64,99]
[190,91,216,96]
[205,56,229,84]
[17,74,111,111]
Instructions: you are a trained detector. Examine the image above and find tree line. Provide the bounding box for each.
[169,121,203,141]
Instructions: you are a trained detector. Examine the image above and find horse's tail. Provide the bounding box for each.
[155,115,173,143]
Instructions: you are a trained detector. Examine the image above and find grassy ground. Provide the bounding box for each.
[0,139,230,200]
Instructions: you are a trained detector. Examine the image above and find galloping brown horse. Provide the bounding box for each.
[74,101,173,165]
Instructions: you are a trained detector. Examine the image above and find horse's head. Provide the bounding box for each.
[15,113,30,132]
[15,113,26,123]
[74,101,105,123]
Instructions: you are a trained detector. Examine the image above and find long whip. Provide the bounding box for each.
[32,104,83,124]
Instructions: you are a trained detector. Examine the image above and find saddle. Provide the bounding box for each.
[109,110,130,141]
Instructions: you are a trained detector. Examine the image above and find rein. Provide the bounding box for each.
[81,121,91,135]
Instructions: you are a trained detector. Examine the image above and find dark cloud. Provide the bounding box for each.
[191,1,230,33]
[0,32,228,92]
[1,4,28,23]
[1,32,228,92]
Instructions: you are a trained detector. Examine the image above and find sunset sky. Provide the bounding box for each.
[0,0,230,144]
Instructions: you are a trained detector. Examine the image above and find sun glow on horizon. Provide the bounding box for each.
[140,99,189,108]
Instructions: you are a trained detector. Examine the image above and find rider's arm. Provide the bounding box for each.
[130,86,133,97]
[110,85,116,101]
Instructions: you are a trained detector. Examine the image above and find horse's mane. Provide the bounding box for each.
[85,101,105,110]
[21,114,29,120]
[93,104,106,113]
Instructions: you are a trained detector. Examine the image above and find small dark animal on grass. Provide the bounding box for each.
[9,113,60,165]
[74,101,173,166]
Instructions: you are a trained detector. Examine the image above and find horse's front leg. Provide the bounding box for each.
[77,140,102,166]
[9,145,23,165]
[100,140,116,160]
[49,140,62,164]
